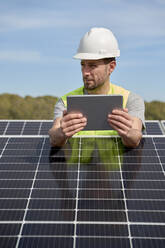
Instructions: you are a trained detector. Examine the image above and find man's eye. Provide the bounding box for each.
[81,64,97,69]
[90,64,96,68]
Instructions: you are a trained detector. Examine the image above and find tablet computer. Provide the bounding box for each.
[67,95,123,130]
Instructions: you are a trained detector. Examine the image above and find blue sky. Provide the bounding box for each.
[0,0,165,102]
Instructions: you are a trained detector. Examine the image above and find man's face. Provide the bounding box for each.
[81,59,110,90]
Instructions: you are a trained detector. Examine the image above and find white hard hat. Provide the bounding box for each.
[73,27,120,60]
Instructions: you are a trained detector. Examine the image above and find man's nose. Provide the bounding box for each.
[82,66,91,75]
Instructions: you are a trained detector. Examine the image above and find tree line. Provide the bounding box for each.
[0,94,57,120]
[0,93,164,120]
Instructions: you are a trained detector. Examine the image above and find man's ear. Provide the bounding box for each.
[109,60,116,74]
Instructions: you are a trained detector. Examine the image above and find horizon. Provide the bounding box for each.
[0,91,164,103]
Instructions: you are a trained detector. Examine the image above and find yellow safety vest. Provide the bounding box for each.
[61,82,130,136]
[63,137,124,171]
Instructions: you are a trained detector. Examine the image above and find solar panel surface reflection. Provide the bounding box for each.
[0,134,165,248]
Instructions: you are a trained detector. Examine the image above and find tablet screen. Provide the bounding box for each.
[67,95,123,130]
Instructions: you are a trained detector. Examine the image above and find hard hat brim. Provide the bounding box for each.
[73,51,120,60]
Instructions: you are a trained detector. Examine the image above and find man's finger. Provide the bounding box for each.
[109,110,131,121]
[65,126,86,137]
[64,121,87,133]
[63,112,83,122]
[63,109,67,116]
[109,119,130,132]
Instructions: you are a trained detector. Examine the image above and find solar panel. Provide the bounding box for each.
[0,120,165,136]
[0,120,53,136]
[0,135,164,248]
[143,120,164,135]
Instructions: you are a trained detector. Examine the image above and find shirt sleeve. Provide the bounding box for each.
[126,92,145,128]
[54,98,66,120]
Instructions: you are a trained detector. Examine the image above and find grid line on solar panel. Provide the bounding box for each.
[116,139,133,247]
[3,122,10,136]
[73,136,82,248]
[0,122,8,135]
[0,137,9,156]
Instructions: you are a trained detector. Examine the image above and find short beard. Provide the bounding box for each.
[83,66,109,91]
[84,83,96,90]
[84,80,105,90]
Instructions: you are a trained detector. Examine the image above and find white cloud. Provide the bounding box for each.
[103,0,122,3]
[99,6,165,37]
[0,50,72,64]
[154,0,165,5]
[0,3,164,38]
[0,50,41,62]
[0,11,82,32]
[0,2,164,56]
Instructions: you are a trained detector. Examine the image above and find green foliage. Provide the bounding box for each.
[0,94,58,120]
[145,101,165,120]
[0,93,164,120]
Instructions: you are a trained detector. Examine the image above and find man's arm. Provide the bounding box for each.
[49,117,67,147]
[108,108,142,148]
[49,110,87,147]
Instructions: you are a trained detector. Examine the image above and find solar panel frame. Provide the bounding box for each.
[0,135,165,248]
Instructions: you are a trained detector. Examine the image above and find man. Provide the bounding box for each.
[49,27,145,148]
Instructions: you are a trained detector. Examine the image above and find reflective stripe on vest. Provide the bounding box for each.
[61,83,130,136]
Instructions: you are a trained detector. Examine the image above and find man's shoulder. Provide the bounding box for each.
[128,91,144,103]
[111,83,143,103]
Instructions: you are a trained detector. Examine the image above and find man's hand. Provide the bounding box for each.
[49,110,87,147]
[107,108,142,148]
[108,108,133,136]
[60,110,87,138]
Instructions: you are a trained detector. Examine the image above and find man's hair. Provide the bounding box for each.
[103,58,116,64]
